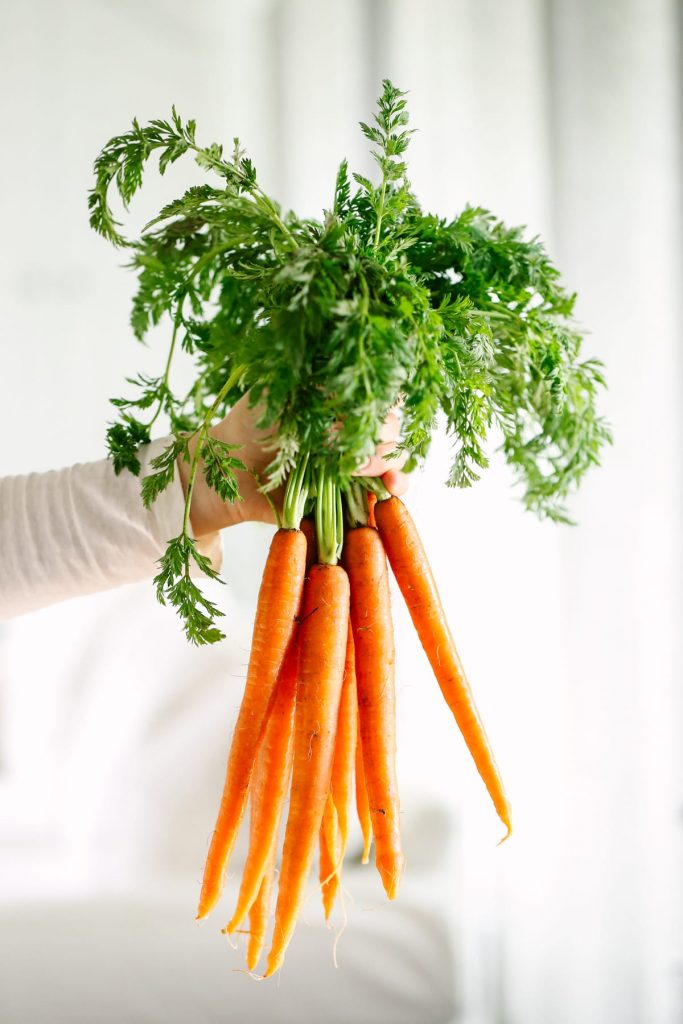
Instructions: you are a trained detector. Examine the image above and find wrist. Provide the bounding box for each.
[177,433,242,537]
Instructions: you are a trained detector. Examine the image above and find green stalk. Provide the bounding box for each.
[148,242,236,432]
[181,364,246,538]
[315,465,340,565]
[345,479,388,529]
[373,177,387,250]
[282,452,310,530]
[335,485,344,561]
[344,481,368,529]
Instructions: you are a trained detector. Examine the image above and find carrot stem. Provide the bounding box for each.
[282,453,310,530]
[315,466,342,565]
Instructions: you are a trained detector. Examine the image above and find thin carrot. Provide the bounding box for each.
[375,496,512,837]
[366,491,377,528]
[197,528,307,920]
[264,563,349,977]
[354,710,372,865]
[344,526,404,899]
[317,624,358,918]
[331,623,357,860]
[319,793,341,920]
[246,842,277,972]
[225,636,298,935]
[299,515,318,569]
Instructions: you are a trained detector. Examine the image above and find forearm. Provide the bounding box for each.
[0,440,221,619]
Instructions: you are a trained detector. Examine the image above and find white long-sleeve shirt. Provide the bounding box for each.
[0,440,222,619]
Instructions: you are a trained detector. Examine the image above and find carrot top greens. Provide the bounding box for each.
[90,80,609,643]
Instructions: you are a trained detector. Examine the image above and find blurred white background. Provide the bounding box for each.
[0,1,681,1023]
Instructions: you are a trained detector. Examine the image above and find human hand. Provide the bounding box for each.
[178,394,408,537]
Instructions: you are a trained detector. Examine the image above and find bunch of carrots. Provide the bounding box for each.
[196,466,511,977]
[88,79,607,980]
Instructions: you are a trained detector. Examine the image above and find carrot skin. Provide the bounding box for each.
[375,496,512,837]
[344,527,404,899]
[197,528,307,920]
[319,793,341,920]
[264,563,350,977]
[319,626,357,920]
[367,492,377,529]
[299,515,318,570]
[246,842,277,972]
[226,637,298,934]
[331,623,358,858]
[354,711,373,865]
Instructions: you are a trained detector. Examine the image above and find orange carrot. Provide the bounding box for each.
[299,515,318,569]
[264,563,350,977]
[354,710,372,865]
[317,628,357,918]
[319,793,341,920]
[367,491,377,528]
[225,636,298,935]
[344,526,404,899]
[197,528,307,920]
[375,496,512,837]
[331,623,357,860]
[246,842,277,972]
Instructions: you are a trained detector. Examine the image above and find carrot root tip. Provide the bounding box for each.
[497,820,513,846]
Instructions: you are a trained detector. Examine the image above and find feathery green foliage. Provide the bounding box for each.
[91,80,610,642]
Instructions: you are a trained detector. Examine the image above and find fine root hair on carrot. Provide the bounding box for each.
[330,884,349,969]
[375,496,512,838]
[221,929,239,952]
[319,793,342,921]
